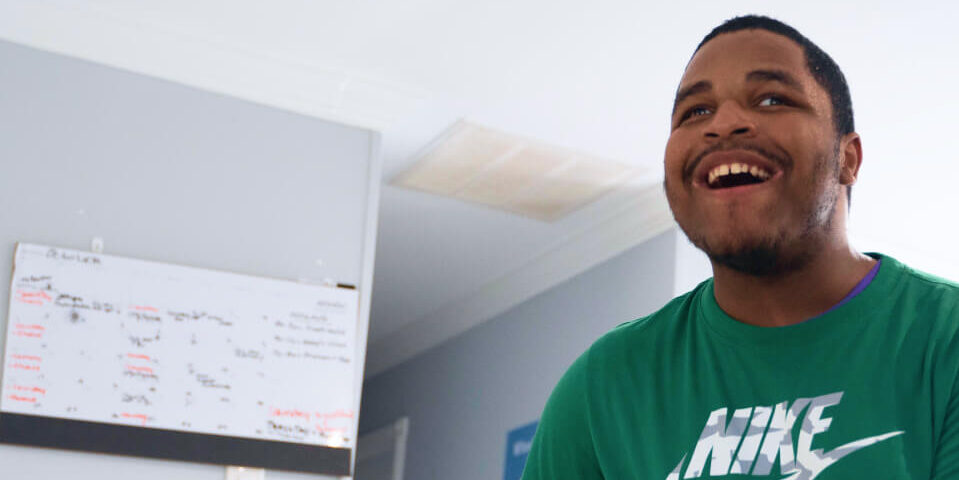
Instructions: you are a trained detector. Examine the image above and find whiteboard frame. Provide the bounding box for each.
[350,132,383,477]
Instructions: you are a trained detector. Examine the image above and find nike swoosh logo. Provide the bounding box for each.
[665,431,904,479]
[781,430,904,480]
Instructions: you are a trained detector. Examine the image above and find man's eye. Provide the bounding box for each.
[758,96,786,107]
[681,106,712,122]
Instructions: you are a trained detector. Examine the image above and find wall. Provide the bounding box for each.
[0,39,378,479]
[358,230,676,480]
[672,229,712,296]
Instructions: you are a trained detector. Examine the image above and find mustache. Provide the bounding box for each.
[683,141,793,183]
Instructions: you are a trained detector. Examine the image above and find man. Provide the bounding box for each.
[522,15,959,479]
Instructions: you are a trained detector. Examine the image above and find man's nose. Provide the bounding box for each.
[704,101,756,139]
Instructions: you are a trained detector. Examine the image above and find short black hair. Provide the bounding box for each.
[695,15,855,204]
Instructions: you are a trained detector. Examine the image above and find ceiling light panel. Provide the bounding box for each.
[392,121,643,222]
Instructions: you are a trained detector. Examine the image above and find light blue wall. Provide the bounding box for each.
[358,230,677,480]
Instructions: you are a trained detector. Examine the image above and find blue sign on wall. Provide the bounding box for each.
[504,420,539,480]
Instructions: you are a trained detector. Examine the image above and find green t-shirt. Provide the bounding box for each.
[522,254,959,479]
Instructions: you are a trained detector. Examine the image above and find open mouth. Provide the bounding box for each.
[706,162,772,189]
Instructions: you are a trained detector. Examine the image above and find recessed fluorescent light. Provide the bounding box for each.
[392,120,643,222]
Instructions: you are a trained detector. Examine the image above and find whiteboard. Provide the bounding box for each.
[1,243,360,471]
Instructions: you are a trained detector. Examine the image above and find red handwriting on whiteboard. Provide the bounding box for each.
[132,305,159,312]
[13,324,45,339]
[315,422,348,434]
[10,385,46,395]
[7,395,37,403]
[8,354,41,371]
[14,290,52,305]
[315,409,354,420]
[10,363,40,371]
[126,353,152,361]
[120,413,149,425]
[314,409,354,434]
[11,354,42,362]
[270,407,311,421]
[15,324,45,331]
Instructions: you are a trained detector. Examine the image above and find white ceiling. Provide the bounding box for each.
[3,0,958,375]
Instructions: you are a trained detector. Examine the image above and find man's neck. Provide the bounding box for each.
[710,242,877,327]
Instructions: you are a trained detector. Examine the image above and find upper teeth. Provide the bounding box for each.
[708,163,771,185]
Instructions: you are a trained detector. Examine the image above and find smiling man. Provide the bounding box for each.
[522,15,959,480]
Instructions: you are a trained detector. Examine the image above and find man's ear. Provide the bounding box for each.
[839,132,863,186]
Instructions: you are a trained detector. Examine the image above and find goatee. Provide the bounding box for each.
[704,239,811,277]
[684,184,838,278]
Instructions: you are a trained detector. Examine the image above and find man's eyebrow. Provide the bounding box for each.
[746,69,804,92]
[672,80,712,115]
[671,70,805,115]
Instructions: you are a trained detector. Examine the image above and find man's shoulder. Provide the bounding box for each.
[881,253,959,308]
[892,256,959,291]
[867,254,959,346]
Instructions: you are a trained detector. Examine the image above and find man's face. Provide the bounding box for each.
[664,29,844,275]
